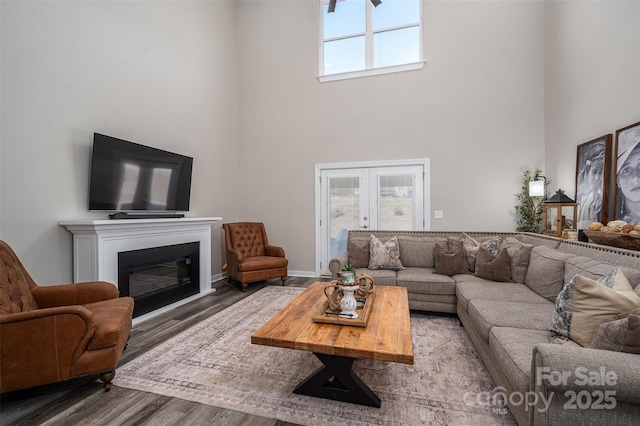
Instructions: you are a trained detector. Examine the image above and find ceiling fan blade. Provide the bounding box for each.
[328,0,381,13]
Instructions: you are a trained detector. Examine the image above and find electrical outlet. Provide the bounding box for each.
[434,210,444,219]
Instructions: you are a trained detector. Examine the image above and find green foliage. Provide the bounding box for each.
[331,207,345,218]
[340,264,356,272]
[515,169,548,233]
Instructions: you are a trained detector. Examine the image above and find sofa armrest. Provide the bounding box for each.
[530,343,640,425]
[265,244,285,258]
[0,306,98,392]
[329,252,349,279]
[31,281,119,308]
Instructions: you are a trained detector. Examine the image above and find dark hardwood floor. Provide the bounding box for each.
[0,276,329,426]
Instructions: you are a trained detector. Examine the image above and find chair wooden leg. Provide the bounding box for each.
[241,282,248,292]
[281,276,286,286]
[100,370,115,392]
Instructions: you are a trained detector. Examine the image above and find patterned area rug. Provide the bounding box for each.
[113,286,516,425]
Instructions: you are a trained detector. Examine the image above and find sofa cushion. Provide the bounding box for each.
[474,247,512,282]
[550,268,640,346]
[468,299,554,342]
[489,327,550,394]
[499,237,533,284]
[524,246,575,301]
[434,243,468,276]
[354,268,397,286]
[84,297,135,350]
[396,267,456,295]
[368,235,404,270]
[396,236,447,268]
[564,255,640,290]
[237,256,288,272]
[589,308,640,354]
[348,236,370,269]
[456,280,550,312]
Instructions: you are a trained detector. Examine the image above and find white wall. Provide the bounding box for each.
[2,1,638,282]
[545,0,640,215]
[0,0,239,283]
[235,0,545,274]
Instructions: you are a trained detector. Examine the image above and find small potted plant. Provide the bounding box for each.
[339,264,357,285]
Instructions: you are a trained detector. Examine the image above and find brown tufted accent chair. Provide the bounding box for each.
[223,222,288,292]
[0,240,134,393]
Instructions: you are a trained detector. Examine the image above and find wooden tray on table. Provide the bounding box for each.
[311,291,375,327]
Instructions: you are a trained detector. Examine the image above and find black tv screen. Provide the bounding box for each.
[89,133,193,212]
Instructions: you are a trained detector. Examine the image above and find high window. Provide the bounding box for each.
[319,0,424,82]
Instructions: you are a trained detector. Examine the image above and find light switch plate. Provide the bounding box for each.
[434,210,444,219]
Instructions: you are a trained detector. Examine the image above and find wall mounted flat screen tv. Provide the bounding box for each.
[89,133,193,213]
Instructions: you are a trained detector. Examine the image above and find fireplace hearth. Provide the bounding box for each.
[118,242,200,317]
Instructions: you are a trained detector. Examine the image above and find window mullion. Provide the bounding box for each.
[365,2,374,69]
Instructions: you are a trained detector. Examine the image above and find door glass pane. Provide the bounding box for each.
[378,174,414,230]
[329,177,361,259]
[374,26,420,68]
[324,36,366,75]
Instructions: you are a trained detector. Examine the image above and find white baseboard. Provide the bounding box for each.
[287,270,316,278]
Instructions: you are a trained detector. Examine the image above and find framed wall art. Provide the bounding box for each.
[575,135,612,229]
[613,121,640,224]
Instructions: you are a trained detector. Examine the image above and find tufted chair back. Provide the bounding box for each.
[225,222,268,258]
[0,241,39,314]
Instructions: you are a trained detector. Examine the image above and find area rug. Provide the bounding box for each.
[113,286,516,425]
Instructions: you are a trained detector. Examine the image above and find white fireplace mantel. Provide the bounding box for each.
[60,217,221,322]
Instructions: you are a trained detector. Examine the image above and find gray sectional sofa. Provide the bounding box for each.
[329,230,640,426]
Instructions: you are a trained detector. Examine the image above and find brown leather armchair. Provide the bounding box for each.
[0,240,134,393]
[223,222,288,291]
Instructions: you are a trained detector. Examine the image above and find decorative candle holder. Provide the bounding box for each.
[338,284,359,318]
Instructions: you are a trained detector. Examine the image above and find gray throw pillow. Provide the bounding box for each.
[452,233,502,273]
[347,237,369,269]
[474,247,512,282]
[434,242,468,276]
[499,237,532,284]
[368,235,404,270]
[589,311,640,354]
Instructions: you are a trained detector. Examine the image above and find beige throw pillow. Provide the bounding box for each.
[570,269,640,346]
[368,235,404,270]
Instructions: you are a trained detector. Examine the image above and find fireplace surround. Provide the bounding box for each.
[60,217,220,322]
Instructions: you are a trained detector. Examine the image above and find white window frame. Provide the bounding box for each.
[318,0,425,83]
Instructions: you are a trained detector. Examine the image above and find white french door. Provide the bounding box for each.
[316,160,429,276]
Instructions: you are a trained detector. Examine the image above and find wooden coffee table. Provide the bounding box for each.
[251,282,414,407]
